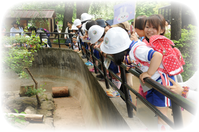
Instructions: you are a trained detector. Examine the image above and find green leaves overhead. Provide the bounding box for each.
[172,25,198,81]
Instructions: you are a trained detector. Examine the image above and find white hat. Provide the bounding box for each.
[71,25,78,30]
[100,27,131,54]
[81,13,92,22]
[82,22,87,32]
[74,19,81,27]
[88,25,104,44]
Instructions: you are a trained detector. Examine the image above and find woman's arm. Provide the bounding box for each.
[167,78,199,102]
[10,27,14,36]
[64,27,68,39]
[179,68,199,90]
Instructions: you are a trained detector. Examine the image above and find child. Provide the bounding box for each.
[70,37,79,52]
[129,15,174,131]
[88,25,121,97]
[100,14,174,130]
[132,16,148,99]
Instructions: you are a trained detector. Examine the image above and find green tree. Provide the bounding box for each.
[61,2,74,37]
[135,1,158,17]
[153,0,170,14]
[171,2,182,40]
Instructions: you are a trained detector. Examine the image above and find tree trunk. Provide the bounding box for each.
[171,2,182,40]
[25,68,41,107]
[76,1,91,19]
[61,2,74,38]
[0,0,3,21]
[52,86,69,97]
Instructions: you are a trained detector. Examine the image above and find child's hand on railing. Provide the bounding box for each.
[139,72,152,84]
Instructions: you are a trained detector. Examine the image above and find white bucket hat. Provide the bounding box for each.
[74,19,81,27]
[71,25,78,30]
[100,27,131,54]
[81,13,92,22]
[81,21,88,32]
[88,25,104,44]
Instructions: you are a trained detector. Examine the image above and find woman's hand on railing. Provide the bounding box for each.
[166,77,184,95]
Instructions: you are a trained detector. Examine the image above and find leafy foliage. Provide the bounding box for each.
[135,1,158,17]
[4,47,34,76]
[88,1,170,22]
[2,30,45,48]
[2,31,44,78]
[0,109,26,132]
[167,25,198,81]
[153,0,171,14]
[25,84,46,97]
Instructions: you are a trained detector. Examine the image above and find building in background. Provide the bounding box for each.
[4,9,56,33]
[158,0,199,28]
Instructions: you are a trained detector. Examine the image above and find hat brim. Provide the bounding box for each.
[100,39,131,54]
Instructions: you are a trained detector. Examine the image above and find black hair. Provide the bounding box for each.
[101,31,105,38]
[28,26,37,33]
[113,48,130,65]
[134,15,147,30]
[166,20,170,25]
[67,21,73,25]
[144,14,165,42]
[86,20,97,30]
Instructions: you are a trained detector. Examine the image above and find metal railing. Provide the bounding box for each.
[3,32,197,129]
[3,31,79,49]
[83,43,197,130]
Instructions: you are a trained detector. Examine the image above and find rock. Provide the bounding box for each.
[24,106,37,114]
[38,92,53,102]
[5,97,37,113]
[37,109,53,117]
[40,101,54,111]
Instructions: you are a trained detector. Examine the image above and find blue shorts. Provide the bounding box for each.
[80,42,88,49]
[109,61,120,74]
[93,49,100,59]
[146,74,175,107]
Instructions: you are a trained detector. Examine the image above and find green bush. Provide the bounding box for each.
[0,34,43,47]
[171,25,198,81]
[25,85,46,97]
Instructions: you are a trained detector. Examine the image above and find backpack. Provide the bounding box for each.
[39,28,50,37]
[133,35,185,76]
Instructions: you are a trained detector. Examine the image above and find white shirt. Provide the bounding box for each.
[129,40,168,92]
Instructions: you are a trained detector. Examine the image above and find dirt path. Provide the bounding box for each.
[53,97,86,131]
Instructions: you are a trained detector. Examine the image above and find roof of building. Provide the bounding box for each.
[6,10,56,18]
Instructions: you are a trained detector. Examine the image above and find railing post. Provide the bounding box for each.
[39,33,43,46]
[120,66,133,118]
[171,101,183,129]
[86,43,90,62]
[90,45,97,74]
[100,54,109,89]
[58,33,60,48]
